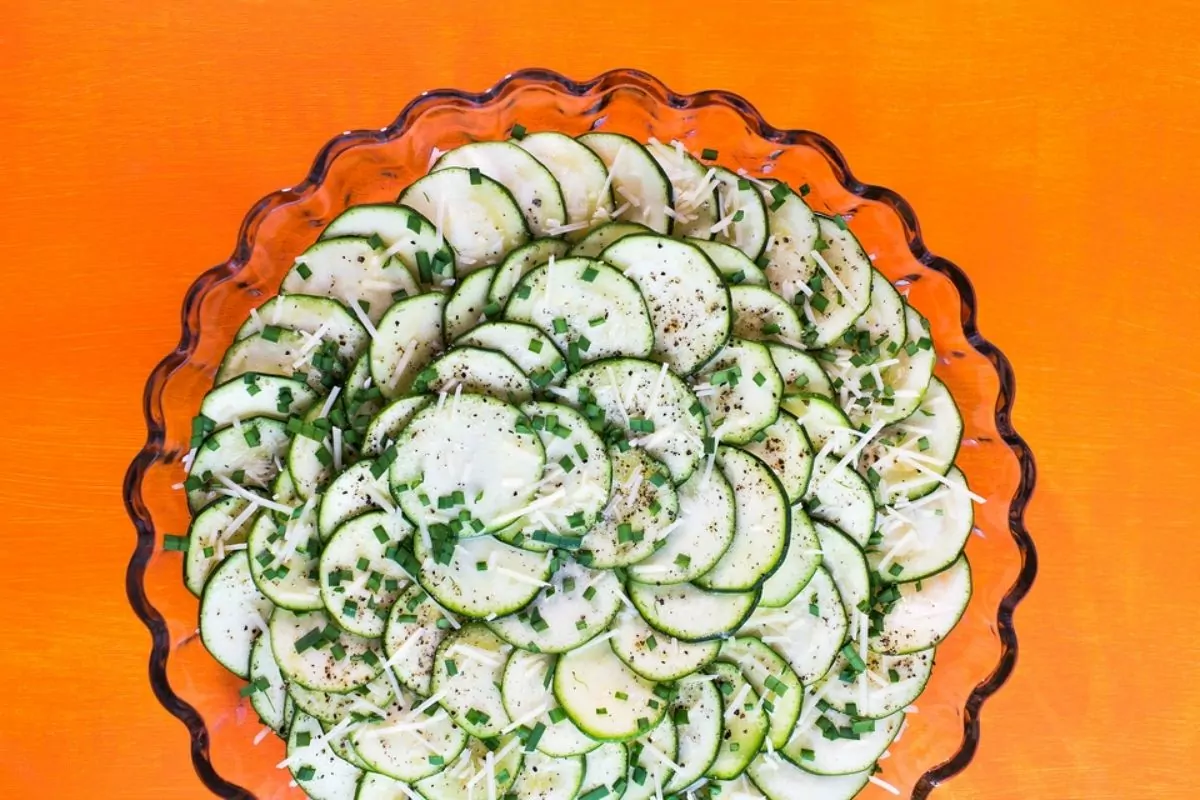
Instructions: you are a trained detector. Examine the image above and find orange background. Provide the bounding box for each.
[2,1,1198,797]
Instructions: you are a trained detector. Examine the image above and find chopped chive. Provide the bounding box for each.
[468,167,482,185]
[581,266,599,282]
[511,123,527,140]
[163,534,188,552]
[701,147,719,160]
[524,721,546,751]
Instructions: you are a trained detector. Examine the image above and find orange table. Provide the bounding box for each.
[2,1,1197,797]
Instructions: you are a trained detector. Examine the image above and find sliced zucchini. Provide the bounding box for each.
[369,292,445,399]
[493,401,612,549]
[767,343,834,398]
[645,139,720,239]
[286,402,338,501]
[861,376,963,504]
[503,257,654,363]
[361,396,430,457]
[577,132,672,233]
[246,502,323,611]
[349,689,470,783]
[630,581,759,643]
[805,453,876,548]
[413,735,524,800]
[871,465,974,582]
[186,416,289,511]
[322,716,372,771]
[601,234,731,374]
[849,269,907,351]
[500,650,599,758]
[580,743,629,798]
[581,446,679,569]
[198,551,272,679]
[415,533,551,619]
[746,754,871,800]
[729,284,806,347]
[758,180,819,305]
[568,221,650,258]
[694,447,788,592]
[782,394,856,459]
[706,661,767,780]
[565,357,708,484]
[442,265,498,342]
[742,410,813,503]
[383,584,459,696]
[431,623,513,737]
[857,304,938,426]
[269,607,384,693]
[319,203,454,289]
[696,338,782,445]
[455,322,564,385]
[815,522,870,619]
[712,166,769,260]
[435,141,568,238]
[610,607,721,681]
[355,773,418,800]
[822,302,934,428]
[199,373,318,429]
[419,346,533,403]
[285,711,363,799]
[718,637,804,750]
[511,750,586,799]
[517,131,615,237]
[249,634,290,733]
[316,460,392,540]
[389,393,545,533]
[796,216,874,348]
[217,327,344,392]
[487,562,623,653]
[626,465,736,586]
[554,640,667,741]
[184,495,259,596]
[622,715,678,800]
[236,294,368,363]
[288,675,393,724]
[741,568,848,685]
[318,510,413,637]
[488,238,571,309]
[688,237,769,287]
[781,706,903,776]
[817,647,933,720]
[663,677,724,793]
[872,555,972,655]
[399,167,529,270]
[281,237,421,323]
[758,506,821,609]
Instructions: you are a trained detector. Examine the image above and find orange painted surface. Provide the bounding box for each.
[1,1,1198,797]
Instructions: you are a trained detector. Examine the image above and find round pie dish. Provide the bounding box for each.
[124,68,1037,799]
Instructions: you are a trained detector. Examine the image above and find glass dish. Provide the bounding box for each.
[124,68,1037,799]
